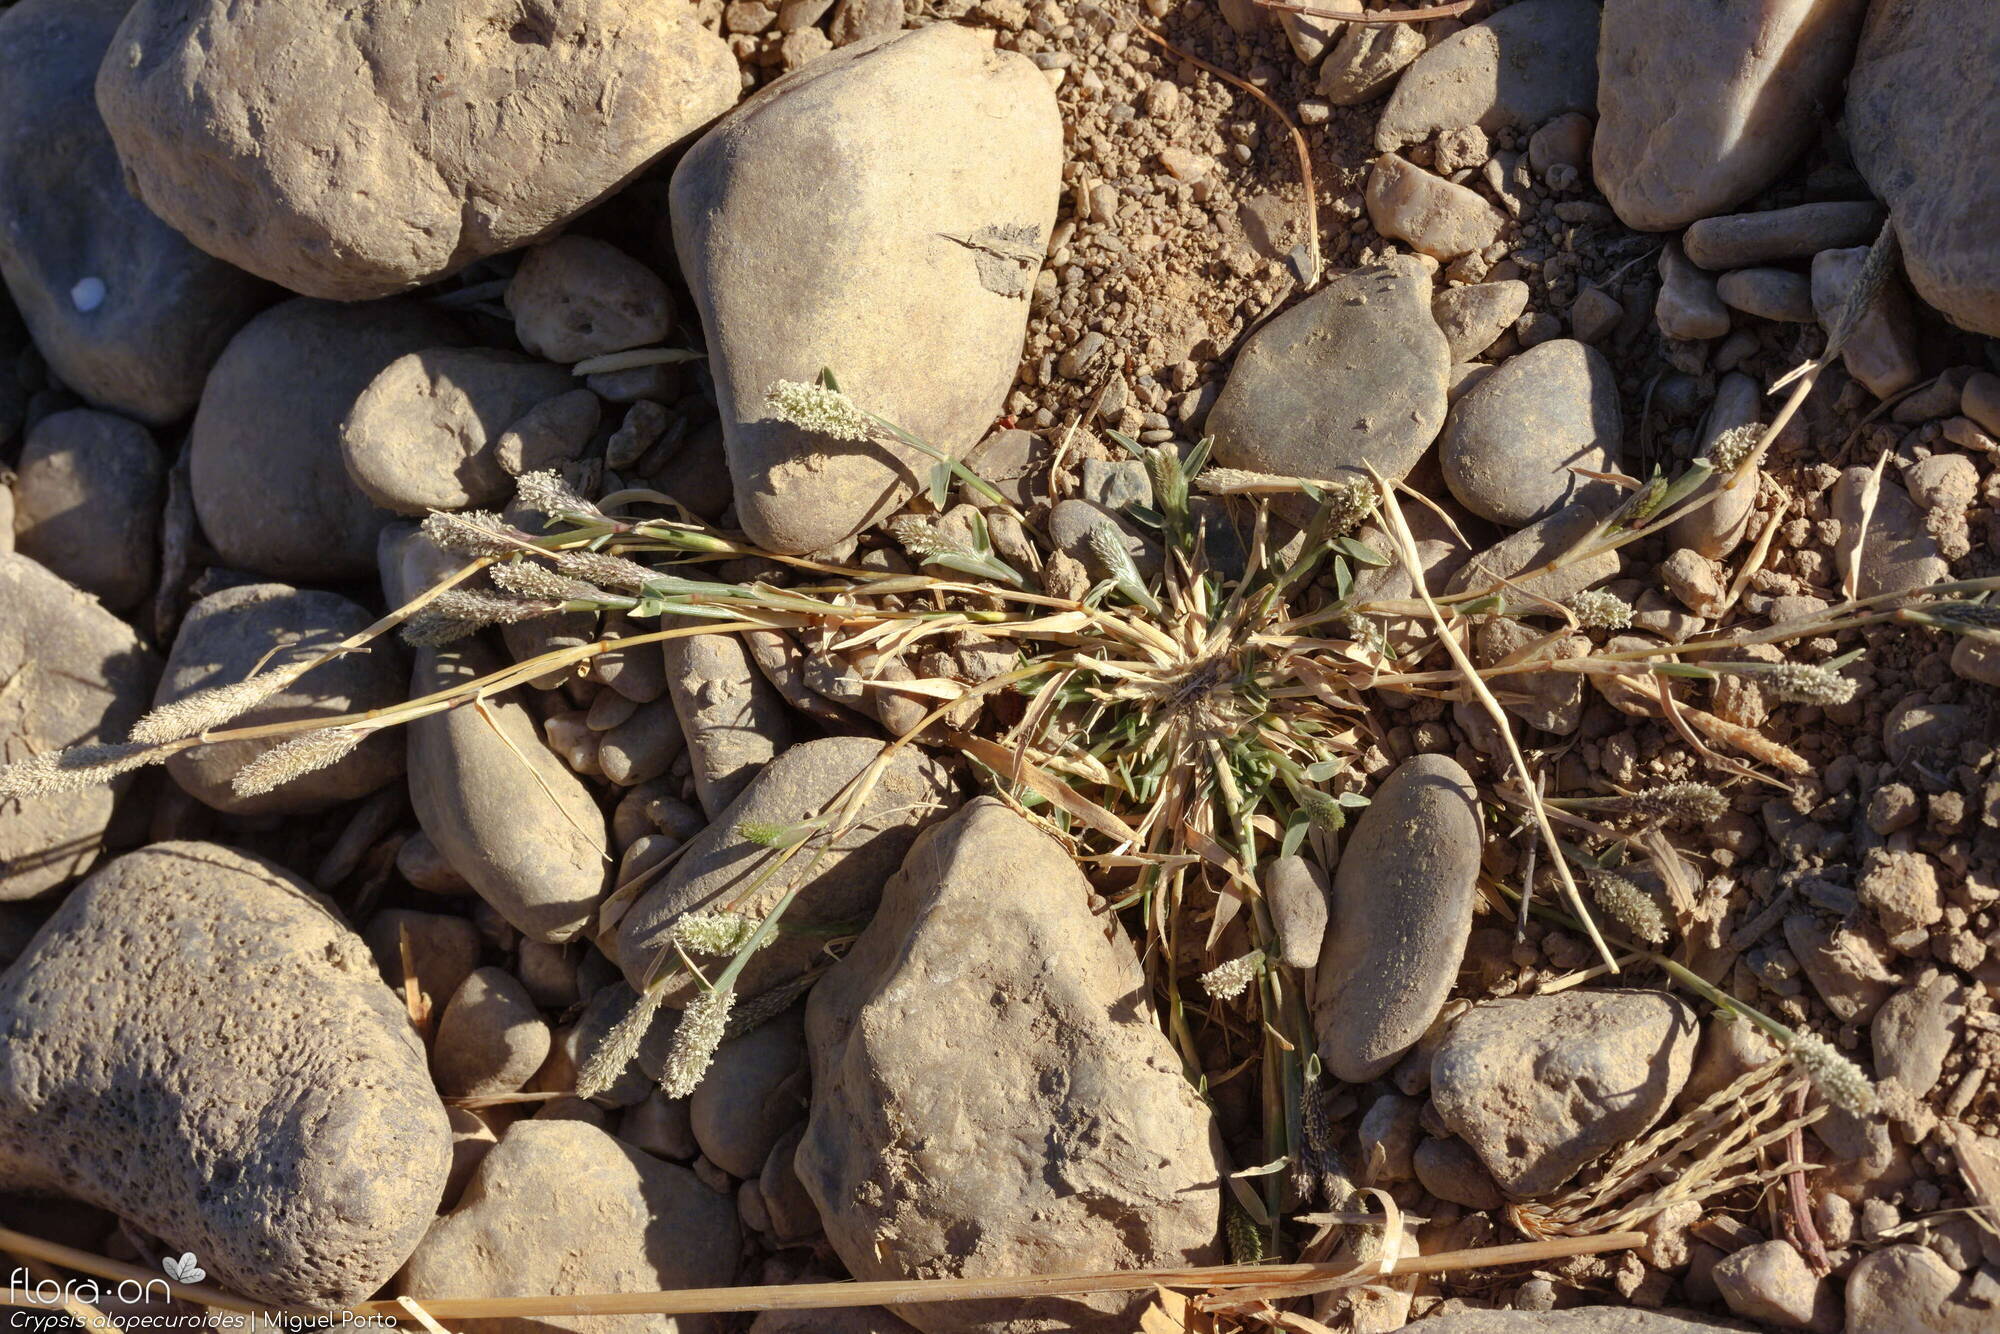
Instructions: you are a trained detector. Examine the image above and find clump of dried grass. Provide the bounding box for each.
[0,237,1957,1287]
[1523,1059,1818,1239]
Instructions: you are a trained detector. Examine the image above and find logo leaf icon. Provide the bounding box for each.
[162,1252,206,1285]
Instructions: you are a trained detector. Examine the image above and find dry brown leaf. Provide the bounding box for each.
[950,731,1142,846]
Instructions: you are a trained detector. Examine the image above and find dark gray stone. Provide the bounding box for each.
[0,552,160,901]
[11,408,163,610]
[1440,339,1620,527]
[1208,256,1447,493]
[0,0,270,425]
[1315,754,1482,1082]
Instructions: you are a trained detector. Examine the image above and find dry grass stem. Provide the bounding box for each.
[1528,1060,1817,1237]
[345,1233,1640,1319]
[1372,472,1617,971]
[1251,0,1476,21]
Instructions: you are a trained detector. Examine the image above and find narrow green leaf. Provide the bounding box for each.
[1280,810,1310,860]
[1332,535,1390,568]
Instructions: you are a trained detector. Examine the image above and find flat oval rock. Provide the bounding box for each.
[96,0,737,300]
[0,0,271,425]
[1847,0,2000,336]
[1832,466,1947,598]
[1844,1243,1996,1334]
[155,582,408,815]
[407,635,610,944]
[1441,338,1621,528]
[1207,254,1447,493]
[1314,754,1482,1083]
[662,632,793,818]
[11,408,164,610]
[1594,0,1869,231]
[0,841,449,1305]
[431,966,551,1100]
[1375,0,1599,152]
[1431,279,1530,362]
[618,736,958,1002]
[190,297,464,581]
[1264,854,1329,970]
[341,347,577,515]
[398,1118,738,1334]
[506,235,675,364]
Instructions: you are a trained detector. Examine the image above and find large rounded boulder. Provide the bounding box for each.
[0,842,451,1305]
[95,0,738,300]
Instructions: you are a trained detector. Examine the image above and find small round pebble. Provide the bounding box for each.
[507,235,675,363]
[1440,338,1621,527]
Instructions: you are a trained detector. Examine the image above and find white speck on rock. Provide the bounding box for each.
[70,277,106,313]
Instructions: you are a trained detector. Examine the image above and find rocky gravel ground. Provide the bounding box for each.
[1,1,1998,1332]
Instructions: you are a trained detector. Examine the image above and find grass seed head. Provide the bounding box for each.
[1706,422,1762,472]
[554,550,658,592]
[401,589,561,646]
[886,515,970,563]
[1225,1201,1266,1263]
[489,560,610,604]
[129,670,300,744]
[1787,1027,1878,1115]
[669,911,762,956]
[1628,781,1730,824]
[1319,478,1376,537]
[514,470,600,520]
[0,743,164,798]
[1142,444,1186,512]
[1759,662,1859,707]
[736,818,816,849]
[1931,601,2000,630]
[1588,869,1669,944]
[765,380,872,442]
[1568,588,1635,631]
[576,984,663,1100]
[1086,521,1164,615]
[231,728,365,798]
[1199,951,1262,1001]
[1087,521,1136,578]
[1298,787,1348,833]
[660,987,736,1098]
[420,509,524,558]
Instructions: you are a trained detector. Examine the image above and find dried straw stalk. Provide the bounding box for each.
[1252,0,1476,21]
[351,1233,1645,1319]
[0,1225,1641,1321]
